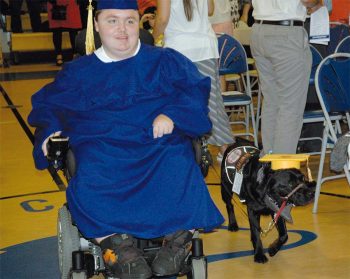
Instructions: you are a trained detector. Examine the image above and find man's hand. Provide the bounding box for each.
[42,131,62,156]
[152,114,174,139]
[301,0,323,14]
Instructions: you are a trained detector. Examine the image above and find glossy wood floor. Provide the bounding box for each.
[1,62,349,279]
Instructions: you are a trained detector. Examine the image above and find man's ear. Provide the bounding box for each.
[94,19,99,32]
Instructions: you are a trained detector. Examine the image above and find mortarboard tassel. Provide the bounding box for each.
[306,158,313,182]
[85,0,95,55]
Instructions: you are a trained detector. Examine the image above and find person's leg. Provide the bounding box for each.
[78,0,88,29]
[252,24,311,154]
[53,29,63,66]
[68,30,78,55]
[98,234,152,279]
[26,0,42,32]
[269,26,312,153]
[152,230,193,276]
[194,59,235,158]
[9,0,24,33]
[251,23,279,154]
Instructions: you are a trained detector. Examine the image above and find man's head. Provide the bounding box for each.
[94,0,140,60]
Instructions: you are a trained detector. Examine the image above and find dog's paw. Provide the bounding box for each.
[268,245,279,257]
[268,236,288,257]
[228,223,239,232]
[254,253,268,263]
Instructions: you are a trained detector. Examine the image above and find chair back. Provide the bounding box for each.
[217,33,248,75]
[312,53,350,213]
[315,53,350,113]
[335,35,350,53]
[310,44,323,84]
[327,23,350,55]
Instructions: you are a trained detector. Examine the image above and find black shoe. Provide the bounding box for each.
[100,234,152,279]
[151,230,193,276]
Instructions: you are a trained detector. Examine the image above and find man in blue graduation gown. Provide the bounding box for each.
[28,0,224,278]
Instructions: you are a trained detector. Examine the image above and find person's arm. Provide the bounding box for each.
[28,65,78,169]
[152,0,170,43]
[139,13,151,29]
[157,49,212,138]
[208,0,214,16]
[323,0,332,13]
[240,3,251,23]
[28,87,65,169]
[300,0,323,14]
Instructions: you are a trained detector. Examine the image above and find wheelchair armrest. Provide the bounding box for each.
[192,136,212,177]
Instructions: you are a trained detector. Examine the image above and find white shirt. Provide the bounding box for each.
[164,0,219,62]
[94,40,141,62]
[209,0,232,25]
[252,0,308,21]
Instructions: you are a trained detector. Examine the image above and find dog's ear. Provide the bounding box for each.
[256,163,271,185]
[256,163,272,185]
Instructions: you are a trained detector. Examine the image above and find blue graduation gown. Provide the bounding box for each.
[28,44,224,238]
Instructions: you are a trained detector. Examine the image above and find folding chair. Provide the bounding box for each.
[309,44,323,86]
[312,53,350,213]
[217,33,258,147]
[335,35,350,53]
[327,23,350,55]
[298,45,325,152]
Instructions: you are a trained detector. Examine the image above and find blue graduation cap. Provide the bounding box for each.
[97,0,138,10]
[85,0,139,55]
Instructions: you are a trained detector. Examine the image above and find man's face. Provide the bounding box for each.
[95,9,139,60]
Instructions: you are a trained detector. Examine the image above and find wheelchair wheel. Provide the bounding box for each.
[188,258,207,279]
[58,206,81,279]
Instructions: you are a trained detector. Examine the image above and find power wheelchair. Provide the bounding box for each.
[48,136,210,279]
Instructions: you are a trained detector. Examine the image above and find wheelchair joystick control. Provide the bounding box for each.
[47,136,69,170]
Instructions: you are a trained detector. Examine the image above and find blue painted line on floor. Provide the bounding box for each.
[0,227,317,279]
[0,84,66,191]
[207,227,317,263]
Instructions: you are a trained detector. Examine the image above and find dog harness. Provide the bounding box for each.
[224,145,260,201]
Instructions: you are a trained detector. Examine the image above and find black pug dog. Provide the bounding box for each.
[221,142,316,263]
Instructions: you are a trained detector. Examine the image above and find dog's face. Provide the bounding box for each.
[266,168,316,207]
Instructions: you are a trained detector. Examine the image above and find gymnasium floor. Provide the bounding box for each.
[0,63,349,279]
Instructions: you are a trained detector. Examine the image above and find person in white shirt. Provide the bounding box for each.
[251,0,324,155]
[209,0,233,36]
[153,0,235,161]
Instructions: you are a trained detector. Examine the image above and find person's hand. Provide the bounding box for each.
[300,0,323,14]
[140,13,155,27]
[152,114,174,139]
[42,131,62,156]
[240,14,248,24]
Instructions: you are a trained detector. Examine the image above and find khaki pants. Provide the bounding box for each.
[251,23,312,154]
